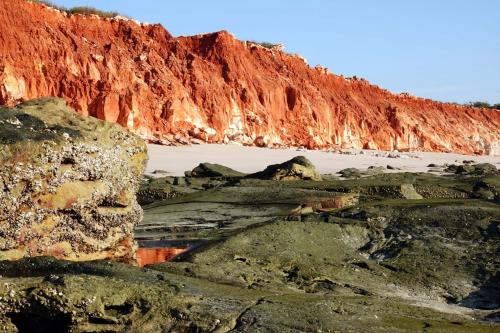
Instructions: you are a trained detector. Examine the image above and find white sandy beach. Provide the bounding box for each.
[146,144,500,176]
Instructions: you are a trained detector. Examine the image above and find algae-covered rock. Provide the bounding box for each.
[338,167,363,178]
[444,164,459,173]
[247,156,322,181]
[456,164,477,174]
[3,254,495,333]
[135,169,500,331]
[187,162,246,178]
[0,98,147,262]
[367,165,386,174]
[156,200,500,331]
[1,160,499,331]
[400,183,424,199]
[0,257,256,333]
[473,174,500,202]
[455,163,497,175]
[137,177,183,206]
[339,166,385,178]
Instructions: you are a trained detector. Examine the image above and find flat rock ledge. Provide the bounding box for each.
[0,98,147,262]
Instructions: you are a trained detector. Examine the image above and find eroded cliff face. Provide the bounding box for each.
[0,0,499,154]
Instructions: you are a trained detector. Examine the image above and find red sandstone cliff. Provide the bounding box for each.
[1,0,499,155]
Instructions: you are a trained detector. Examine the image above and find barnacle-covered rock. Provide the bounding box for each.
[0,98,147,262]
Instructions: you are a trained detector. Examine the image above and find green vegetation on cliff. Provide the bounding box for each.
[30,0,120,18]
[467,101,500,110]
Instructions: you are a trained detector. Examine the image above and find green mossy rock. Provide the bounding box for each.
[338,167,363,178]
[456,163,497,175]
[188,162,246,178]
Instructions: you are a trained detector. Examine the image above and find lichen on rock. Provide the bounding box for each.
[0,97,147,262]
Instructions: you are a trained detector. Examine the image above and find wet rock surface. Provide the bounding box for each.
[1,158,500,331]
[0,98,147,262]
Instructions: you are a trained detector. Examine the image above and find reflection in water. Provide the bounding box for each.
[136,247,187,267]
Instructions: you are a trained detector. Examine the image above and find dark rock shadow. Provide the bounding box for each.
[460,272,500,310]
[0,107,80,143]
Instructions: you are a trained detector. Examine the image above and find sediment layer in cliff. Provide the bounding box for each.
[0,0,499,154]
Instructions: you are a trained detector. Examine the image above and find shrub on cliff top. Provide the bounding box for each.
[66,6,119,18]
[248,41,280,49]
[467,101,500,110]
[30,1,120,18]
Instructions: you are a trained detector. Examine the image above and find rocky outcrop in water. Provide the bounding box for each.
[0,0,499,154]
[0,97,147,262]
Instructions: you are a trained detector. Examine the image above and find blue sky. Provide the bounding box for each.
[52,0,499,104]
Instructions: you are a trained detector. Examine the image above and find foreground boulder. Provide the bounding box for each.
[0,98,147,262]
[247,156,322,181]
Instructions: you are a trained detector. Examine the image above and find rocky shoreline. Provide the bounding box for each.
[0,99,499,332]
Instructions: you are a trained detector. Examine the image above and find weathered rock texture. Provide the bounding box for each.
[1,0,499,154]
[187,163,246,178]
[248,156,322,181]
[0,97,147,261]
